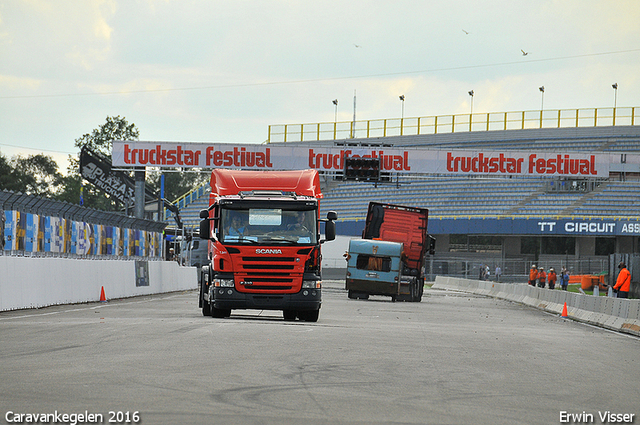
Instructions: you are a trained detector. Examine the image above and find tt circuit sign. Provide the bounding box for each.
[428,217,640,236]
[536,220,640,235]
[112,141,611,178]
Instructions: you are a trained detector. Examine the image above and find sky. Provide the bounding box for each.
[1,0,639,173]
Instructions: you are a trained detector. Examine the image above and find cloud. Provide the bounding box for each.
[1,0,640,176]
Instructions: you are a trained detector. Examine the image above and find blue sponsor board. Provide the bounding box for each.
[336,217,640,237]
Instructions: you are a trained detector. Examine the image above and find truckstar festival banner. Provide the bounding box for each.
[112,141,612,177]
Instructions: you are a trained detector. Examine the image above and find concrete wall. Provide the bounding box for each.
[432,276,640,337]
[0,256,197,311]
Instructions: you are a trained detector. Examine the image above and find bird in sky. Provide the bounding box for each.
[354,44,362,48]
[462,29,469,35]
[521,49,529,56]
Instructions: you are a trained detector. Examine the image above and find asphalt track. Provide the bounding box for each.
[1,279,638,425]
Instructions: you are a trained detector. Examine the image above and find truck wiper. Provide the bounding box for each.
[226,237,258,244]
[263,237,298,244]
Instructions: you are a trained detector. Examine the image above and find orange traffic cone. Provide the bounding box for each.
[99,286,107,302]
[561,302,568,318]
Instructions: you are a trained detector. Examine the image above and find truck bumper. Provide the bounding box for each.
[346,278,399,296]
[212,287,321,311]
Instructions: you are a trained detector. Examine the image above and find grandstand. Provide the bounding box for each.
[165,118,640,281]
[318,177,640,221]
[165,181,210,233]
[170,124,640,225]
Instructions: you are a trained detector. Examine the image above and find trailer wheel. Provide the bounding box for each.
[415,280,424,302]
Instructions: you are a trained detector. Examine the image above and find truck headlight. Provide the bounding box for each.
[214,278,234,287]
[302,280,321,289]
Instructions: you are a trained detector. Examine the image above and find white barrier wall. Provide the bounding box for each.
[0,256,198,311]
[432,276,640,337]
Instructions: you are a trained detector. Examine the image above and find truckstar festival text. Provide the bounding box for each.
[112,141,609,177]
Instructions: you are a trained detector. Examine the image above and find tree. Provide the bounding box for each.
[12,154,63,196]
[73,115,139,159]
[0,152,63,196]
[0,153,17,191]
[2,115,210,216]
[65,115,140,211]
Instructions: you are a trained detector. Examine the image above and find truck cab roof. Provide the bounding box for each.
[211,169,323,199]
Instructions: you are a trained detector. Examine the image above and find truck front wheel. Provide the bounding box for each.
[202,300,212,316]
[298,309,319,322]
[283,310,297,321]
[212,307,231,318]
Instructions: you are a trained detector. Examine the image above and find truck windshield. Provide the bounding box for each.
[221,207,317,244]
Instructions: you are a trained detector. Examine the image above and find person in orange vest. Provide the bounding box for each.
[537,266,546,288]
[613,262,631,299]
[528,265,538,286]
[547,267,557,289]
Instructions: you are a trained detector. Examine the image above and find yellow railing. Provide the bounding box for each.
[267,107,638,143]
[164,180,209,221]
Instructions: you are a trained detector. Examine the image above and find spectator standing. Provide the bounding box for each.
[613,262,631,299]
[547,267,557,289]
[0,209,5,253]
[560,267,569,291]
[529,265,538,286]
[537,266,546,288]
[495,265,502,282]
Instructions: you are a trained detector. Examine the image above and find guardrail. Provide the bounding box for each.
[432,276,640,337]
[1,190,165,258]
[267,106,639,143]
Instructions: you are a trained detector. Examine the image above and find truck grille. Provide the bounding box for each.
[242,264,294,270]
[242,256,295,262]
[236,256,301,293]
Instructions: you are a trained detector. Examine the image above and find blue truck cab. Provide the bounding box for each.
[346,239,405,301]
[345,202,433,302]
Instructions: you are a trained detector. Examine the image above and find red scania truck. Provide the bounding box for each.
[198,169,337,322]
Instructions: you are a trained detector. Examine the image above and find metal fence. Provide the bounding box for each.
[425,256,610,283]
[267,106,639,143]
[1,190,166,259]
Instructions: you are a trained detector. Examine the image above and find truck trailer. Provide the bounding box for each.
[345,202,433,302]
[198,169,337,322]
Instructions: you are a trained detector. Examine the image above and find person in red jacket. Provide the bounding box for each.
[529,265,538,286]
[547,267,557,290]
[614,262,631,299]
[537,267,546,288]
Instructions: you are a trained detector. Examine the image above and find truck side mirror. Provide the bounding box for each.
[199,218,210,240]
[199,209,209,219]
[323,211,337,242]
[428,235,436,255]
[324,220,336,242]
